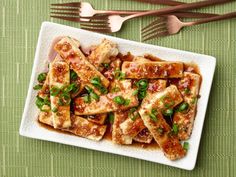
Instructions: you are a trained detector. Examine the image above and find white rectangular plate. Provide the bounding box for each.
[19,22,216,170]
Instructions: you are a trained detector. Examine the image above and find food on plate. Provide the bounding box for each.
[34,36,201,160]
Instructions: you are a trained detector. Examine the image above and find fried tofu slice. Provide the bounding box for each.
[49,58,71,129]
[38,112,106,141]
[54,36,110,88]
[88,39,119,70]
[133,128,153,144]
[112,110,133,144]
[139,85,186,160]
[122,60,183,79]
[120,80,167,139]
[139,109,186,160]
[74,88,139,115]
[173,72,201,140]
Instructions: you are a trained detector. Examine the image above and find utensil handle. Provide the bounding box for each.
[125,0,232,20]
[133,0,185,6]
[188,11,236,25]
[96,10,218,18]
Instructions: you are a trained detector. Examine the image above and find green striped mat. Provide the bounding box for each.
[0,0,235,176]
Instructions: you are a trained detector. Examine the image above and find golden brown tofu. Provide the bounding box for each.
[173,72,201,140]
[54,36,110,88]
[120,80,167,139]
[122,61,183,79]
[112,111,132,144]
[139,85,186,160]
[49,59,71,129]
[74,89,139,115]
[88,39,118,70]
[38,112,106,141]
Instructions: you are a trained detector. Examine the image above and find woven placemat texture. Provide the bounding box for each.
[0,0,235,176]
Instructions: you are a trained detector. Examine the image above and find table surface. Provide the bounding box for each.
[0,0,235,177]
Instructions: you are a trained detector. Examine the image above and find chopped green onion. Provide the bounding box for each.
[52,107,58,113]
[58,98,64,106]
[37,73,47,83]
[83,94,91,103]
[64,83,76,93]
[35,96,50,110]
[138,90,147,100]
[111,87,120,93]
[128,108,139,121]
[50,87,60,96]
[33,84,43,90]
[136,79,148,90]
[183,142,189,151]
[90,77,107,94]
[157,127,164,134]
[114,70,125,80]
[108,113,114,123]
[172,123,179,134]
[124,99,130,106]
[90,77,101,87]
[35,96,45,109]
[132,89,138,96]
[90,92,100,101]
[70,70,78,81]
[113,96,125,105]
[184,88,190,94]
[149,109,158,122]
[163,108,174,116]
[177,102,189,112]
[85,86,93,93]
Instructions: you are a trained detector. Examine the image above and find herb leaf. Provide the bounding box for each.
[70,70,78,81]
[113,96,125,105]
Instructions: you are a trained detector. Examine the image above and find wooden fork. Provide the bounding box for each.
[79,0,231,33]
[142,12,236,41]
[50,1,217,22]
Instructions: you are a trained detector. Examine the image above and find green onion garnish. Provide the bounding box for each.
[108,113,114,123]
[90,92,100,101]
[50,87,60,96]
[177,102,189,112]
[184,88,190,94]
[113,96,125,105]
[183,142,189,151]
[90,77,107,94]
[37,73,47,83]
[114,70,125,80]
[172,123,179,134]
[149,109,158,122]
[132,89,138,96]
[163,108,174,116]
[102,63,110,69]
[83,94,91,103]
[111,87,120,93]
[33,84,43,90]
[124,99,130,106]
[128,108,139,121]
[70,70,78,81]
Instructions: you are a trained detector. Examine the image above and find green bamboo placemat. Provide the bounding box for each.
[0,0,235,176]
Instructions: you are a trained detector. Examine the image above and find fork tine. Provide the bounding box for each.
[142,18,165,32]
[51,2,81,7]
[142,26,167,39]
[80,23,109,28]
[80,27,111,33]
[50,15,88,22]
[51,11,80,16]
[50,7,79,11]
[142,30,169,41]
[142,22,166,36]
